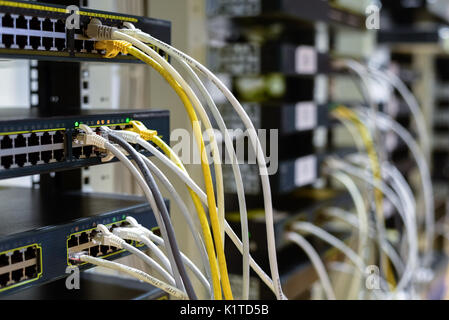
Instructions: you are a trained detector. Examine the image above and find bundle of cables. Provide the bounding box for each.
[280,58,433,299]
[67,18,287,300]
[70,20,434,301]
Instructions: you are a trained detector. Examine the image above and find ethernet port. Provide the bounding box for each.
[41,151,52,164]
[11,250,23,264]
[55,19,65,33]
[16,15,27,29]
[40,132,52,145]
[2,14,13,28]
[1,136,12,149]
[2,34,14,48]
[89,246,100,257]
[42,37,53,51]
[28,133,39,146]
[11,269,23,283]
[0,273,9,287]
[68,236,78,248]
[14,135,26,148]
[54,149,64,162]
[79,232,89,245]
[16,35,27,49]
[15,154,27,168]
[84,40,94,52]
[53,131,64,144]
[42,18,53,32]
[1,156,13,169]
[83,146,93,159]
[55,38,65,51]
[75,40,84,52]
[25,265,37,279]
[29,152,40,165]
[100,245,109,255]
[72,147,82,160]
[0,254,9,268]
[30,36,40,50]
[29,17,41,30]
[24,247,37,260]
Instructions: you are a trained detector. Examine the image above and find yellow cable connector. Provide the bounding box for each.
[95,40,132,59]
[127,121,158,141]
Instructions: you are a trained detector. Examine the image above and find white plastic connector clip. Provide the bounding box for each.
[112,227,146,243]
[76,124,107,149]
[102,126,141,144]
[125,216,152,237]
[92,224,126,249]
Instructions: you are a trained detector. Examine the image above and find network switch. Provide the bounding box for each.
[0,0,171,62]
[0,109,170,180]
[0,187,164,296]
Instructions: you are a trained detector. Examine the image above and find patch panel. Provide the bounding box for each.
[0,109,169,180]
[0,1,171,63]
[0,187,165,296]
[0,244,42,293]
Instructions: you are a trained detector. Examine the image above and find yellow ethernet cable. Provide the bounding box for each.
[94,40,232,300]
[128,121,222,300]
[332,105,396,289]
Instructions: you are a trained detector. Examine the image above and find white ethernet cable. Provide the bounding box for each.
[326,170,369,299]
[77,254,188,300]
[176,60,251,300]
[138,154,213,298]
[326,158,418,293]
[366,62,430,160]
[93,224,176,286]
[107,128,251,298]
[111,226,173,275]
[325,207,405,275]
[355,108,434,267]
[347,154,417,225]
[101,127,213,294]
[76,124,186,294]
[110,130,277,295]
[86,24,226,233]
[113,225,212,297]
[291,222,365,273]
[121,21,250,299]
[112,25,285,300]
[285,232,336,300]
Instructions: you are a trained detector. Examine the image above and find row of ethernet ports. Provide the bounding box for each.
[0,245,41,289]
[2,14,65,32]
[0,132,64,150]
[68,222,132,264]
[1,34,97,53]
[1,149,65,169]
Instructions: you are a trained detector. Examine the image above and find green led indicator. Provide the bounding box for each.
[248,232,252,239]
[112,217,116,222]
[75,122,79,127]
[122,215,126,220]
[126,118,131,123]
